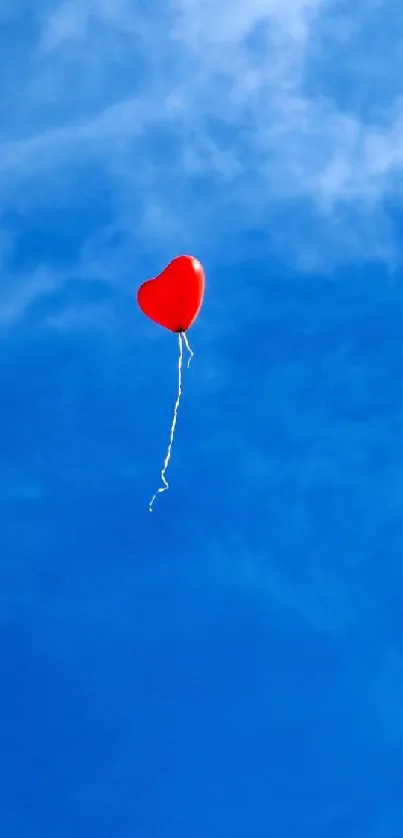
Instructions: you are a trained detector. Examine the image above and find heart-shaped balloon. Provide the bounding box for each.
[137,255,205,333]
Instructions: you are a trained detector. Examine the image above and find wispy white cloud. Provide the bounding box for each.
[1,0,403,323]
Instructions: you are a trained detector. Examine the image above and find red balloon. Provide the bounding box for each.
[137,255,205,333]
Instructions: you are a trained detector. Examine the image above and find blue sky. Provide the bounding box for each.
[1,0,403,835]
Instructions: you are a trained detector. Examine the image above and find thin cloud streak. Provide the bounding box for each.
[0,0,402,274]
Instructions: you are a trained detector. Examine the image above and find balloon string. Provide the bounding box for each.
[182,331,194,368]
[149,333,184,512]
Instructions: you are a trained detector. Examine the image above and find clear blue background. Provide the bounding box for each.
[1,1,403,835]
